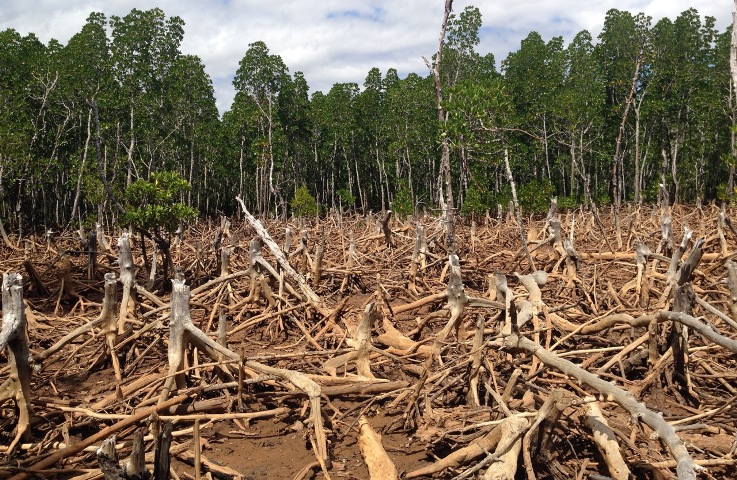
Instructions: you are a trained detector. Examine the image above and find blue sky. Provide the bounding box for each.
[1,1,732,114]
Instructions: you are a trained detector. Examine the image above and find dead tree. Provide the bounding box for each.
[0,273,34,453]
[324,302,381,378]
[503,330,698,480]
[423,0,454,210]
[118,232,137,334]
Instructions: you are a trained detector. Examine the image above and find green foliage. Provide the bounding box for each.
[557,196,579,210]
[460,184,488,216]
[716,184,737,202]
[290,185,319,217]
[336,188,355,208]
[517,179,555,214]
[391,181,413,217]
[123,171,197,235]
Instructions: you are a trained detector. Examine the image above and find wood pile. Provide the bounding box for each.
[0,201,735,479]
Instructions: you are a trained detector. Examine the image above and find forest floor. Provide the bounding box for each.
[0,203,736,480]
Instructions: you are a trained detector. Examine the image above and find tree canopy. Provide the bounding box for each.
[0,6,735,231]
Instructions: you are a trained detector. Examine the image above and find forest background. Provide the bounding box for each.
[1,6,735,234]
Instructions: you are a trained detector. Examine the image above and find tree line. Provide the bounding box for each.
[0,6,734,233]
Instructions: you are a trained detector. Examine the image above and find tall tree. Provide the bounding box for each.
[424,0,455,209]
[109,8,185,186]
[233,41,288,214]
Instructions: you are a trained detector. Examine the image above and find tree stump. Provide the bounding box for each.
[0,273,34,453]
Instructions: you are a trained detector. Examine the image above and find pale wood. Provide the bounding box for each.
[482,415,528,480]
[503,332,697,480]
[584,398,631,480]
[236,197,326,314]
[358,416,399,480]
[0,273,34,454]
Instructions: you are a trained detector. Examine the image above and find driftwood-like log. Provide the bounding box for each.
[312,225,325,286]
[482,415,528,480]
[466,314,485,407]
[503,332,698,480]
[244,359,330,469]
[8,392,191,480]
[32,274,119,366]
[522,389,576,479]
[323,302,382,378]
[405,421,505,478]
[358,415,398,480]
[430,255,468,363]
[236,197,326,314]
[160,279,240,403]
[584,398,631,480]
[382,210,394,248]
[0,273,34,454]
[118,232,137,334]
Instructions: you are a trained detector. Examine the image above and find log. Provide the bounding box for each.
[358,416,398,480]
[236,197,327,315]
[503,333,698,480]
[584,398,631,480]
[482,415,528,480]
[8,395,190,480]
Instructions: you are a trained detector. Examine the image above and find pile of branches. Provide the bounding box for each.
[0,200,735,480]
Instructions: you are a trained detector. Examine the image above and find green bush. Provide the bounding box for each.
[123,171,197,235]
[291,185,319,217]
[518,179,554,214]
[461,185,488,216]
[557,196,579,210]
[336,188,355,208]
[392,181,413,217]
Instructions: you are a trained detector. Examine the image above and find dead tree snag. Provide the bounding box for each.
[0,273,34,453]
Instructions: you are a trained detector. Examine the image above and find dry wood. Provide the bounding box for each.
[236,197,326,315]
[584,398,631,480]
[0,205,735,479]
[481,415,528,480]
[0,273,33,454]
[503,332,698,480]
[357,416,398,480]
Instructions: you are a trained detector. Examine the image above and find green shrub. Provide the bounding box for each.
[392,181,413,217]
[123,171,197,235]
[461,185,488,216]
[557,196,579,210]
[291,185,319,217]
[336,188,355,208]
[518,179,554,214]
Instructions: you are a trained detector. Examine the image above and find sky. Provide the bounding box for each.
[1,1,733,114]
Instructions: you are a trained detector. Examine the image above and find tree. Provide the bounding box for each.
[109,8,185,186]
[558,30,605,200]
[424,0,455,210]
[123,170,197,284]
[233,41,289,214]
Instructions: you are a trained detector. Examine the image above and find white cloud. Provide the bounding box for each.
[0,0,732,114]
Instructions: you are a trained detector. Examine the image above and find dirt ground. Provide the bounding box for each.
[1,203,736,479]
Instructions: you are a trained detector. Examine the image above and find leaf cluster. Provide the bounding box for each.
[123,171,197,235]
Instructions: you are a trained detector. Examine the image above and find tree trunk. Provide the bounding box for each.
[424,0,454,210]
